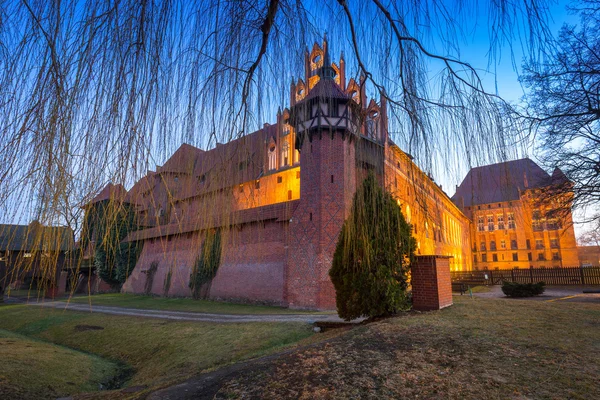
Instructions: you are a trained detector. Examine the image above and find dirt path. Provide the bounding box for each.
[26,300,355,324]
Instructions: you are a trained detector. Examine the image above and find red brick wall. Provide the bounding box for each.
[210,221,287,304]
[123,220,288,304]
[286,130,356,310]
[411,255,453,311]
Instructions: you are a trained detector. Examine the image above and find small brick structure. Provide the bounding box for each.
[411,255,453,311]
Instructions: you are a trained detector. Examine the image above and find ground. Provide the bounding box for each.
[156,295,600,400]
[0,301,317,399]
[1,291,599,399]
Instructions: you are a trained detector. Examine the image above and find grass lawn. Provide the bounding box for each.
[217,296,600,399]
[0,329,119,400]
[56,293,333,315]
[0,303,315,399]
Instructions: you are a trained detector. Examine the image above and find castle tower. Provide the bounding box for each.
[285,41,360,309]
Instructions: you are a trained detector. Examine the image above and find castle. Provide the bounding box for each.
[80,39,578,309]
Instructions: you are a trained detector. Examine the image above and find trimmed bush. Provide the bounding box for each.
[329,173,416,321]
[501,281,546,297]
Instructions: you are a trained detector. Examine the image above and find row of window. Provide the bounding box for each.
[467,202,513,211]
[475,251,561,263]
[477,214,516,231]
[268,143,300,170]
[476,238,559,251]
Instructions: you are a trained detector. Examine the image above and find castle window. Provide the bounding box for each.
[512,253,519,261]
[366,111,379,139]
[281,142,290,167]
[497,214,505,230]
[277,176,283,184]
[296,171,300,179]
[526,239,531,249]
[482,254,487,262]
[268,145,276,170]
[477,216,484,232]
[480,241,486,251]
[538,252,546,261]
[550,238,559,248]
[487,215,494,231]
[239,184,244,193]
[255,180,260,189]
[546,219,559,230]
[490,241,497,251]
[492,254,498,262]
[511,240,518,250]
[500,240,506,249]
[528,252,533,261]
[331,175,334,183]
[288,190,292,200]
[535,239,544,249]
[508,213,515,229]
[199,174,206,184]
[473,255,477,263]
[552,252,560,260]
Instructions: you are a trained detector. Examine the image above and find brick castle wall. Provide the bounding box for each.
[123,220,288,304]
[286,130,356,309]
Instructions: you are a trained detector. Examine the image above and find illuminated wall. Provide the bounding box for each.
[384,146,472,271]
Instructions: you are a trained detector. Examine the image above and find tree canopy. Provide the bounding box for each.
[0,0,556,230]
[521,0,600,227]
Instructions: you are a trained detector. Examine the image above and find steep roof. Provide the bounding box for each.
[88,183,128,205]
[452,158,552,207]
[0,221,74,252]
[305,77,350,101]
[158,143,205,175]
[125,171,157,206]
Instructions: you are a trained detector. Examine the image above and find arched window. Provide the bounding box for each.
[268,145,276,170]
[366,110,380,140]
[281,142,290,167]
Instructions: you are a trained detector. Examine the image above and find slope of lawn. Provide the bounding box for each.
[0,304,314,399]
[0,329,119,400]
[216,296,600,399]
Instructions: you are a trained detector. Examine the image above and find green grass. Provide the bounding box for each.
[0,328,119,400]
[65,293,333,315]
[0,304,315,399]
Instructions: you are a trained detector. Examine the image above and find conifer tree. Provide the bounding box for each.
[330,173,416,320]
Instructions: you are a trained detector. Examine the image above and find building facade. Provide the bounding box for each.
[452,159,579,270]
[80,39,472,309]
[0,220,74,296]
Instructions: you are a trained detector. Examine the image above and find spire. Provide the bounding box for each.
[318,33,336,81]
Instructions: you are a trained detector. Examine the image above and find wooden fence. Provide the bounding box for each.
[451,266,600,286]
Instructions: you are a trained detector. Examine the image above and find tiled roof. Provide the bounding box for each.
[452,158,554,207]
[88,183,128,205]
[305,78,350,101]
[0,221,74,252]
[125,171,157,207]
[158,143,204,175]
[123,201,299,242]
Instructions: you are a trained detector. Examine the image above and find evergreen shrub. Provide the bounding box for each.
[329,173,416,320]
